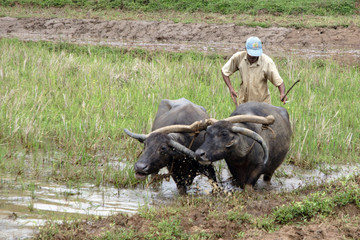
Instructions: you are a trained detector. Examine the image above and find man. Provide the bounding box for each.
[221,36,287,106]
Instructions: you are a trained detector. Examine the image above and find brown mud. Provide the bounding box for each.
[1,17,360,64]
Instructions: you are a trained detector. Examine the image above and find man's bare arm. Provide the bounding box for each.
[278,82,287,104]
[222,70,238,106]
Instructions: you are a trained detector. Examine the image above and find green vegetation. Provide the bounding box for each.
[36,174,360,239]
[0,38,359,186]
[273,184,360,224]
[1,4,359,28]
[0,0,358,16]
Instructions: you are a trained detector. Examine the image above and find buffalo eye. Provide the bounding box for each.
[159,144,168,154]
[221,130,229,137]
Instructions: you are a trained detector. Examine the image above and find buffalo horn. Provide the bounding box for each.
[224,115,275,125]
[127,115,274,139]
[168,140,196,159]
[231,126,269,165]
[124,128,147,143]
[150,118,217,134]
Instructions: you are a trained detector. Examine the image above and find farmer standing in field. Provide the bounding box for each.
[221,36,287,106]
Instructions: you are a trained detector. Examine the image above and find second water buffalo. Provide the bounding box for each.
[125,98,216,195]
[195,102,291,190]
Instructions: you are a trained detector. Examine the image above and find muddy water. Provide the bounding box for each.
[0,176,168,239]
[1,161,359,240]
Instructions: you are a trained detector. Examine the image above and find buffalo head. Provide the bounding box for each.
[195,121,269,166]
[124,128,196,180]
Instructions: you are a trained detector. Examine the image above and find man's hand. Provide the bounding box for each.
[230,89,238,106]
[280,94,287,104]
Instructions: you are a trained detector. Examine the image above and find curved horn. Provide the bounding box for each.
[224,115,275,125]
[124,128,147,143]
[150,118,217,134]
[168,139,196,159]
[231,126,269,165]
[126,115,274,141]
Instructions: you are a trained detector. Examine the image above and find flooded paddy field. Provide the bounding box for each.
[0,10,359,240]
[1,160,359,239]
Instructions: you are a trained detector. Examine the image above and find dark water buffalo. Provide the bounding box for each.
[195,102,291,190]
[124,98,216,195]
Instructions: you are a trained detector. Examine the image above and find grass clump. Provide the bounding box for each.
[273,178,360,224]
[150,217,187,240]
[98,228,137,240]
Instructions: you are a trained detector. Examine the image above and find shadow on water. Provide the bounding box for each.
[1,160,359,239]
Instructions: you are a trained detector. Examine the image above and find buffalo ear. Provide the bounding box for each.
[168,133,185,143]
[137,138,145,143]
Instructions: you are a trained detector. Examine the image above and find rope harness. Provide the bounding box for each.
[246,125,276,155]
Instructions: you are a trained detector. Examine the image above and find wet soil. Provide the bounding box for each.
[37,176,360,240]
[0,17,360,64]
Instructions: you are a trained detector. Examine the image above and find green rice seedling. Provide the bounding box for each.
[138,205,158,221]
[227,210,252,224]
[151,217,187,240]
[272,179,360,224]
[0,146,6,171]
[255,216,276,232]
[236,231,245,238]
[28,201,34,212]
[273,57,360,168]
[97,228,138,240]
[107,162,139,188]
